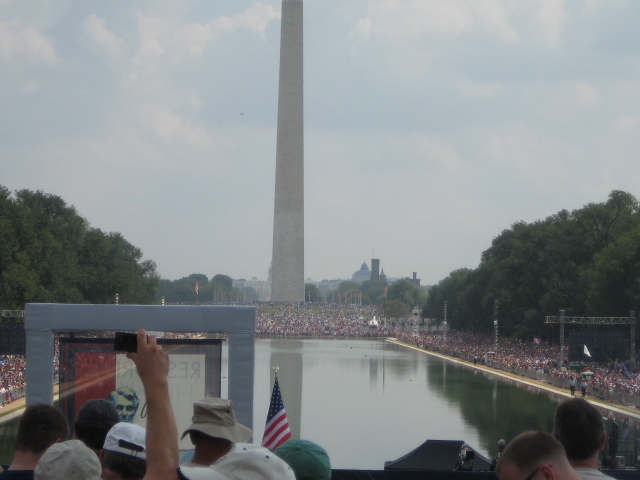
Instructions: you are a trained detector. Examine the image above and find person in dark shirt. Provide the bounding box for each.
[0,404,69,480]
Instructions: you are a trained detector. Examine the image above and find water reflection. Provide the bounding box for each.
[268,339,303,439]
[425,357,561,455]
[253,338,638,469]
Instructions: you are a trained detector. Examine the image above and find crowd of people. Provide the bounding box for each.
[0,355,25,407]
[0,329,624,480]
[392,328,640,406]
[255,302,640,408]
[2,302,640,412]
[255,302,379,337]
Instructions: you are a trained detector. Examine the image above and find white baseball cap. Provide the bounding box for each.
[103,422,146,460]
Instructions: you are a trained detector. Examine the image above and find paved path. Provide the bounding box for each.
[0,396,27,423]
[0,386,59,425]
[388,338,640,421]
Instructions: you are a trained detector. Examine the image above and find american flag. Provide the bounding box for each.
[261,376,292,451]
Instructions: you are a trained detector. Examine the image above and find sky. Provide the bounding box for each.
[2,0,640,286]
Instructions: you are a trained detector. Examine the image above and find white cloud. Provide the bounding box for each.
[137,14,169,59]
[135,3,279,63]
[139,105,212,149]
[479,126,580,192]
[351,0,474,41]
[347,16,372,46]
[470,1,518,43]
[0,20,56,64]
[536,81,601,115]
[532,0,569,47]
[83,14,126,62]
[572,81,601,108]
[349,0,520,44]
[455,78,502,98]
[614,115,640,136]
[211,2,280,38]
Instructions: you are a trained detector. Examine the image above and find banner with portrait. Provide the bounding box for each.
[59,336,222,450]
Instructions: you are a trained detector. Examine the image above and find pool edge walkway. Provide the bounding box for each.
[387,337,640,421]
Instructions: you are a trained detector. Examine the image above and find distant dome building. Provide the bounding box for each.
[351,262,371,284]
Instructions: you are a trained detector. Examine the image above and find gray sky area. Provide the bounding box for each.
[2,1,640,285]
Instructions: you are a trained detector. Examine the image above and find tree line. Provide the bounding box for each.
[423,190,640,340]
[159,275,428,319]
[3,185,638,343]
[0,186,159,308]
[157,274,237,303]
[309,278,427,319]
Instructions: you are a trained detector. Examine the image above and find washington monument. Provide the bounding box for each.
[271,0,304,302]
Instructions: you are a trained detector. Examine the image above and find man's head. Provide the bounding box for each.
[34,440,101,480]
[182,398,252,466]
[101,423,147,480]
[109,387,140,423]
[74,399,120,451]
[496,431,575,480]
[275,439,331,480]
[15,404,69,456]
[553,397,605,461]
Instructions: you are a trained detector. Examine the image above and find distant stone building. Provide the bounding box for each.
[404,272,421,286]
[379,267,387,283]
[317,279,343,298]
[233,278,271,301]
[351,262,371,284]
[371,258,380,280]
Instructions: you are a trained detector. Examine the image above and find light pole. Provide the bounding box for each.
[444,301,448,342]
[493,300,499,351]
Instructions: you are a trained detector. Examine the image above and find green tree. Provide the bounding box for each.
[15,189,87,303]
[210,274,235,302]
[381,299,410,319]
[0,186,159,307]
[423,269,475,326]
[305,283,322,302]
[211,274,233,289]
[361,278,385,305]
[78,230,158,304]
[335,281,360,303]
[585,225,640,315]
[387,279,426,310]
[157,273,244,303]
[575,190,639,252]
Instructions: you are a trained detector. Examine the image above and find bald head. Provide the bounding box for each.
[496,431,578,480]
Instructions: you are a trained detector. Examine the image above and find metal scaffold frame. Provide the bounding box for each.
[545,310,637,368]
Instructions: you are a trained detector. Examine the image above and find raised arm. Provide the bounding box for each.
[128,329,179,480]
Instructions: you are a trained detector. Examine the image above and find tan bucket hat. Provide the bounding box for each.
[181,398,252,443]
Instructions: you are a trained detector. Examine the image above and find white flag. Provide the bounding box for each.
[583,345,591,358]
